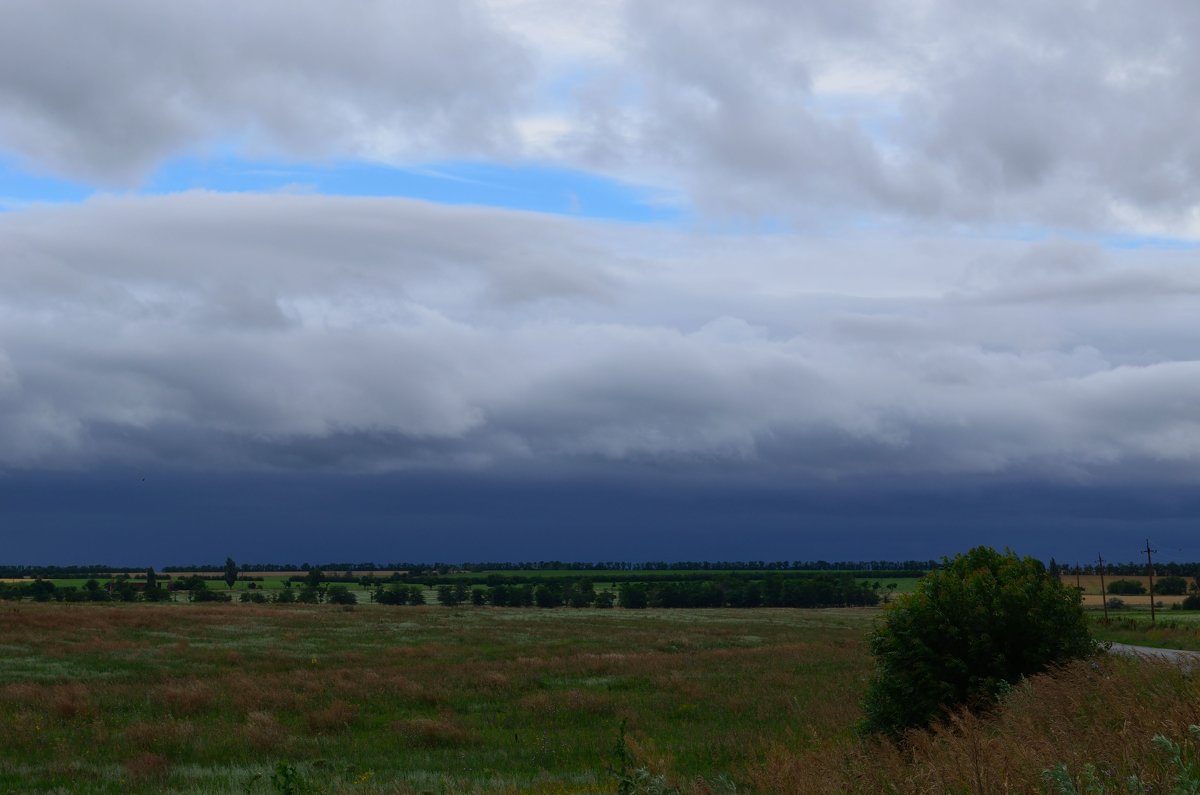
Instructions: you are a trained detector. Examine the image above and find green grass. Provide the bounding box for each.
[0,603,878,793]
[1090,613,1200,652]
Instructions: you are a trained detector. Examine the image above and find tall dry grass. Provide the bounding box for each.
[741,654,1200,794]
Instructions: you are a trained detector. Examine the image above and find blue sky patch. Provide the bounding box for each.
[0,153,682,223]
[0,157,93,208]
[146,156,683,223]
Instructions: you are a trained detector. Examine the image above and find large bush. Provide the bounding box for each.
[861,546,1094,736]
[1107,579,1147,595]
[1155,576,1189,596]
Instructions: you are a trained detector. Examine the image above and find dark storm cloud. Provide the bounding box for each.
[0,0,531,183]
[1,194,1198,487]
[5,469,1200,564]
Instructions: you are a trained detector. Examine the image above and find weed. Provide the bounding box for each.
[1043,725,1200,794]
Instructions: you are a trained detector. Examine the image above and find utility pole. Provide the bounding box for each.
[1097,554,1108,622]
[1145,539,1157,625]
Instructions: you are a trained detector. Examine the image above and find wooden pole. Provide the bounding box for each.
[1098,554,1108,621]
[1145,539,1157,625]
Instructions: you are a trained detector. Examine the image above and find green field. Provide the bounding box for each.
[0,603,876,793]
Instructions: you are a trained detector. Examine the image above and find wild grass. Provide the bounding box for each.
[0,603,874,793]
[5,601,1197,793]
[742,653,1200,794]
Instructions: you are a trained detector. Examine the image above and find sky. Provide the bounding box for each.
[2,0,1199,565]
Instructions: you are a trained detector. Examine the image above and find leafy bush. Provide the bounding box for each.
[861,546,1095,736]
[1183,594,1200,611]
[1106,597,1127,610]
[1107,579,1147,595]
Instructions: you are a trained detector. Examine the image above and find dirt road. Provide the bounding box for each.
[1108,642,1200,669]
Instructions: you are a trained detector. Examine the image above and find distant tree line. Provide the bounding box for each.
[11,558,1200,580]
[0,575,360,606]
[295,570,927,588]
[0,576,171,603]
[371,573,879,610]
[1049,558,1200,578]
[159,559,940,574]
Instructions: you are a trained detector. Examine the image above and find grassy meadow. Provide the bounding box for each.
[5,580,1200,793]
[0,603,874,794]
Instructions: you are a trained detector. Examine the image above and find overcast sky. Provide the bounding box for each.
[2,1,1198,564]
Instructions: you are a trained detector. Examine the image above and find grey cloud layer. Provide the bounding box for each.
[1,193,1197,481]
[4,1,1200,230]
[0,0,529,183]
[582,0,1200,228]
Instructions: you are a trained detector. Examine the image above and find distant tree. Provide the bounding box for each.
[470,588,486,606]
[618,583,648,609]
[1182,594,1200,610]
[189,586,231,603]
[1107,579,1147,595]
[408,586,426,605]
[594,590,616,608]
[1048,558,1060,577]
[435,585,459,607]
[326,586,356,605]
[1155,576,1188,596]
[305,568,324,587]
[28,579,56,602]
[110,579,138,602]
[377,585,409,605]
[297,586,322,604]
[534,584,563,608]
[142,582,170,602]
[145,568,157,590]
[569,580,596,608]
[223,558,238,589]
[861,546,1094,736]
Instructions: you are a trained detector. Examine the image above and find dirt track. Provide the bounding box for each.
[1108,642,1200,669]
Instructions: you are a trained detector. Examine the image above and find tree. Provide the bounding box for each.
[146,568,157,590]
[224,558,238,589]
[326,586,357,605]
[1107,579,1147,595]
[1156,576,1188,596]
[618,583,648,609]
[861,546,1095,736]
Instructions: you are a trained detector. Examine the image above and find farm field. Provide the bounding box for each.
[0,603,875,794]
